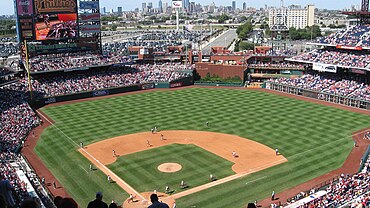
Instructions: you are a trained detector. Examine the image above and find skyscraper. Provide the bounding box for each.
[184,0,190,10]
[142,2,147,11]
[243,2,246,11]
[148,2,153,9]
[232,1,236,11]
[117,7,122,14]
[158,0,163,12]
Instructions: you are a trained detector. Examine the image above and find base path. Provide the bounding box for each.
[79,130,287,207]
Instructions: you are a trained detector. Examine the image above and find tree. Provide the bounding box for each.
[218,14,231,23]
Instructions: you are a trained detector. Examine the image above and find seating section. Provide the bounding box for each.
[291,49,370,69]
[269,74,370,101]
[315,25,370,48]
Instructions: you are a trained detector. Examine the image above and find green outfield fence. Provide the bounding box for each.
[264,82,370,110]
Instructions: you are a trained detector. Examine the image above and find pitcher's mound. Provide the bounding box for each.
[158,163,182,173]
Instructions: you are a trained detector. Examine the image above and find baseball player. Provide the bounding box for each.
[107,175,111,183]
[161,134,164,141]
[128,194,134,203]
[147,140,152,147]
[165,186,169,194]
[275,148,279,156]
[232,151,238,158]
[112,149,116,157]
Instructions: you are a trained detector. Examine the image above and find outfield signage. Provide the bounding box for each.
[93,90,109,97]
[34,0,77,13]
[336,45,363,51]
[80,24,101,33]
[28,43,77,51]
[170,82,183,88]
[312,63,337,73]
[16,0,34,15]
[79,1,99,9]
[172,0,182,8]
[80,13,100,22]
[18,16,34,40]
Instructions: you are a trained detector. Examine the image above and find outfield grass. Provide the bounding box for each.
[36,88,370,207]
[108,144,234,193]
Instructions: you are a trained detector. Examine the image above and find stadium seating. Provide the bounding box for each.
[290,49,370,69]
[315,25,370,48]
[269,74,370,101]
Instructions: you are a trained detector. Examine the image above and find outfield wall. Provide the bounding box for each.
[265,82,370,110]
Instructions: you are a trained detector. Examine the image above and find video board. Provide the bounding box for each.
[34,13,78,40]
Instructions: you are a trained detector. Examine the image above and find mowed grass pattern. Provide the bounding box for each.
[36,88,370,208]
[108,144,235,193]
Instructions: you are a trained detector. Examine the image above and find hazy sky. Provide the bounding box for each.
[1,0,356,15]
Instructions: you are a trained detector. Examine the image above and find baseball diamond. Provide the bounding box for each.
[32,87,370,207]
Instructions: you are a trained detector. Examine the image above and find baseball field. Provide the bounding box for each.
[34,87,370,207]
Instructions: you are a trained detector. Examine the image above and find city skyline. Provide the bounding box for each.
[1,0,356,15]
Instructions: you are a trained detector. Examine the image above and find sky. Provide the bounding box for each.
[0,0,356,15]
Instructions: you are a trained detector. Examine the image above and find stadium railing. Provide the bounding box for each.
[194,81,244,87]
[264,82,370,110]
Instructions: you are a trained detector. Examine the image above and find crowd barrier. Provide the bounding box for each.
[360,145,370,171]
[265,82,370,110]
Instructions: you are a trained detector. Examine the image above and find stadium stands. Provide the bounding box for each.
[269,74,370,101]
[29,53,133,72]
[290,49,370,69]
[26,63,193,97]
[314,25,370,48]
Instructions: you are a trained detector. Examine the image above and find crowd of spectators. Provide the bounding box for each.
[26,63,193,97]
[0,38,18,57]
[315,25,370,48]
[291,49,370,69]
[0,82,42,206]
[269,74,370,101]
[29,53,133,72]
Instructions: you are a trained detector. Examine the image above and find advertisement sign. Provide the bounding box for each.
[18,16,34,40]
[172,0,182,8]
[80,13,100,22]
[336,45,363,51]
[170,82,183,88]
[34,0,77,14]
[17,0,34,15]
[312,63,337,73]
[93,90,109,97]
[79,1,99,9]
[80,24,101,33]
[35,13,78,40]
[139,48,149,55]
[27,42,96,56]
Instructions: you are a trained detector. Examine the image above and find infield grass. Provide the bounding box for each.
[108,144,234,193]
[36,88,370,208]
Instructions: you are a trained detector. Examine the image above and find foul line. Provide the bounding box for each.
[165,158,287,200]
[37,110,145,201]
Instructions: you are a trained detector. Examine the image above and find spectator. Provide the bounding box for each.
[148,194,169,208]
[87,192,108,208]
[0,174,16,208]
